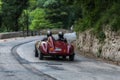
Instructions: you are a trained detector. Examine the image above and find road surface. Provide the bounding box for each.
[0,33,120,80]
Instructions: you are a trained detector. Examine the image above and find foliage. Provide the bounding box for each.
[43,0,67,28]
[74,0,120,41]
[1,0,28,31]
[28,0,37,10]
[29,8,55,30]
[37,0,46,8]
[0,0,80,31]
[18,10,29,31]
[0,0,119,36]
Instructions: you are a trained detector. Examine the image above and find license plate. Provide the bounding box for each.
[55,48,61,51]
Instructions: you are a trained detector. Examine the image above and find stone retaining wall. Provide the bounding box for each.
[0,32,23,39]
[0,29,70,39]
[76,29,120,61]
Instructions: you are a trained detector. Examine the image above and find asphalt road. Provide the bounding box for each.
[0,36,56,80]
[0,33,120,80]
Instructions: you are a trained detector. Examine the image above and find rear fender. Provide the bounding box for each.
[39,42,48,53]
[67,44,74,54]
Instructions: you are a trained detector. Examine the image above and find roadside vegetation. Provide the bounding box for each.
[74,0,120,41]
[0,0,119,40]
[0,0,76,32]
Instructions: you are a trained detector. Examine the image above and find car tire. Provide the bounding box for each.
[35,46,38,57]
[39,52,44,60]
[69,54,75,61]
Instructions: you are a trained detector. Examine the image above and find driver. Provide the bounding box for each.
[58,32,67,43]
[47,30,52,37]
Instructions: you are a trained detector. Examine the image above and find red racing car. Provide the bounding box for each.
[35,36,75,61]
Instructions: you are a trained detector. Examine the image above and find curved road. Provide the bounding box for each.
[0,34,120,80]
[0,36,56,80]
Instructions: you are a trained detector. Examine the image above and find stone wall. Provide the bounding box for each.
[76,29,120,61]
[0,29,70,39]
[0,32,23,39]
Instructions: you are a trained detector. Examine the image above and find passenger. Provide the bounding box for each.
[58,32,67,43]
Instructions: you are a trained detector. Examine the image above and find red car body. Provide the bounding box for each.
[35,36,75,61]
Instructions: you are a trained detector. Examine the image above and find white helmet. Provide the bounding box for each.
[58,31,64,38]
[47,31,52,37]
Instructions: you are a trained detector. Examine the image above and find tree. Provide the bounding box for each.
[42,0,81,29]
[1,0,28,31]
[43,0,69,28]
[18,10,29,31]
[29,8,54,30]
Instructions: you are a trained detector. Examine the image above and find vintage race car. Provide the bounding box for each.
[35,36,75,61]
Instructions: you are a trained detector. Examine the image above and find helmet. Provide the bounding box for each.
[58,31,64,38]
[47,31,52,37]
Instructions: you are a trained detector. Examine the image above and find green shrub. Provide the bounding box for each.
[74,1,120,41]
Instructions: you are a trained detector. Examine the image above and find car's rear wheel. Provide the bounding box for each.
[39,52,44,60]
[69,54,75,61]
[35,46,38,57]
